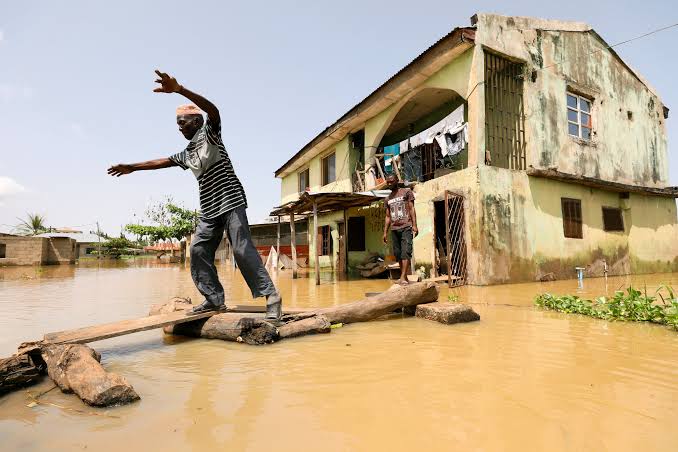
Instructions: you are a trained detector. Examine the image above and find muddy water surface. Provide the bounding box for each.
[1,261,677,451]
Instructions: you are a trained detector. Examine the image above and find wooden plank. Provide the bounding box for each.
[43,306,314,345]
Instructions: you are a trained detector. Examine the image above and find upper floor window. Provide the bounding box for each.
[567,92,592,140]
[322,152,336,186]
[298,168,310,193]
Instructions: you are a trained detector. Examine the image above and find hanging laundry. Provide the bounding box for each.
[434,122,468,157]
[399,104,465,151]
[382,143,400,173]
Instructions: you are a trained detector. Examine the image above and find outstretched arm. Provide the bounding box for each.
[107,158,177,177]
[153,70,220,125]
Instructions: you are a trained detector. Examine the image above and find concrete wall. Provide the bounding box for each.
[46,237,76,264]
[474,13,669,187]
[0,236,49,266]
[474,166,678,284]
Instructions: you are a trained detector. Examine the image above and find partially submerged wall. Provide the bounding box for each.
[475,166,678,284]
[0,236,49,266]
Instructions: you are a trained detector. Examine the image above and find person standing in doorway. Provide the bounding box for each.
[107,70,282,320]
[382,173,418,285]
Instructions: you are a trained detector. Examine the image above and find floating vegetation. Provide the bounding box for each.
[535,286,678,330]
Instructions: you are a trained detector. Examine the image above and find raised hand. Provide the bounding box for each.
[107,164,134,177]
[153,70,182,94]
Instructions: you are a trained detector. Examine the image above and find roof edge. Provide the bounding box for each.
[274,27,475,177]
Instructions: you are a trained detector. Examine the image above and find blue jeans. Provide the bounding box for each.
[190,206,276,305]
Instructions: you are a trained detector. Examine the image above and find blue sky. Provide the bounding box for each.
[1,1,676,234]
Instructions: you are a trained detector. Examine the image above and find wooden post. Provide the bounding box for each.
[445,191,451,289]
[313,202,320,285]
[276,215,281,270]
[343,209,349,275]
[290,212,297,279]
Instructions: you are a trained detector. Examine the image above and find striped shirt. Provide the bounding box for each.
[169,117,247,219]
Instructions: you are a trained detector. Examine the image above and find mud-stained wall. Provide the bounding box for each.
[476,166,678,284]
[475,14,669,187]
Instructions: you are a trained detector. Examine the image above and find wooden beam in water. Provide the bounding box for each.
[43,305,313,345]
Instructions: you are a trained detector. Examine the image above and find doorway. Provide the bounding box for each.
[433,191,467,287]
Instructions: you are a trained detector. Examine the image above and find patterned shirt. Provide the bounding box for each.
[169,117,247,219]
[386,188,415,230]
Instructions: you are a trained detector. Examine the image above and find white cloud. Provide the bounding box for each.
[0,176,25,205]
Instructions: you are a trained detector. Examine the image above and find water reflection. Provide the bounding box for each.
[0,261,677,451]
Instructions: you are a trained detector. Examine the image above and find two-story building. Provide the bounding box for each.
[273,13,678,285]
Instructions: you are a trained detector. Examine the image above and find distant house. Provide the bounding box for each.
[0,233,76,266]
[36,232,103,257]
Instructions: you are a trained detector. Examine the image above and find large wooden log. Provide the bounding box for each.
[167,314,278,345]
[313,282,439,324]
[41,344,140,407]
[156,282,439,343]
[0,352,44,395]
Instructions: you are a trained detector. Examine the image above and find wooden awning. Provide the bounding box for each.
[526,168,678,198]
[270,192,385,216]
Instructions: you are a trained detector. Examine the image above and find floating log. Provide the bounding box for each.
[41,344,140,407]
[156,282,440,343]
[278,315,331,339]
[167,314,279,345]
[312,282,439,324]
[0,352,44,395]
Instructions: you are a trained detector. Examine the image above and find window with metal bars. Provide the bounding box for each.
[561,198,583,239]
[484,52,526,170]
[318,225,332,256]
[567,92,593,140]
[602,207,624,232]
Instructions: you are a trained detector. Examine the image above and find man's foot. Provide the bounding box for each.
[265,292,282,322]
[187,300,226,315]
[397,279,410,286]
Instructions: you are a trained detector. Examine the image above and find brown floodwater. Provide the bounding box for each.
[1,260,677,451]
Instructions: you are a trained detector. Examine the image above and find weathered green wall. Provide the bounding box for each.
[474,13,669,187]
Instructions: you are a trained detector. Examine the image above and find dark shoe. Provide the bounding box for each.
[187,300,226,315]
[265,292,282,322]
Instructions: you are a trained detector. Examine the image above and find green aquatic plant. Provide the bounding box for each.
[535,286,678,330]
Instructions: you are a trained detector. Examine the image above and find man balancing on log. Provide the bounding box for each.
[383,172,418,285]
[107,70,282,321]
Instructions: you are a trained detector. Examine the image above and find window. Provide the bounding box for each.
[347,217,366,251]
[567,92,592,140]
[561,198,583,239]
[602,207,624,232]
[0,244,5,258]
[298,168,310,193]
[321,152,336,186]
[318,225,332,256]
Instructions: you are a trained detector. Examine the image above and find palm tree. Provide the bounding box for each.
[14,213,49,236]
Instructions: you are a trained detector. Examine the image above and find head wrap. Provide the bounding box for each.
[176,104,203,117]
